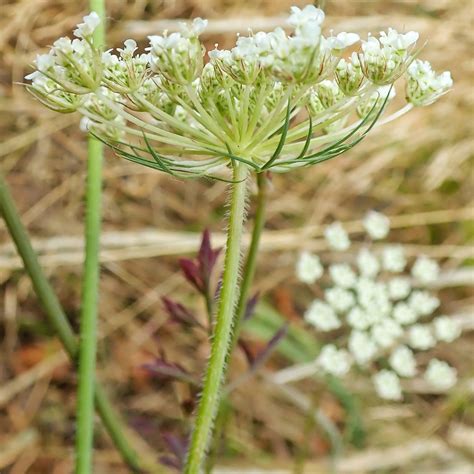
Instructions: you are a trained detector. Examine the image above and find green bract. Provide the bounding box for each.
[25,6,453,179]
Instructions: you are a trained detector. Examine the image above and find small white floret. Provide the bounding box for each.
[371,318,403,348]
[357,248,380,278]
[317,344,352,376]
[408,324,436,350]
[411,256,440,284]
[424,359,457,390]
[388,277,412,300]
[390,345,417,377]
[408,290,440,317]
[382,245,406,272]
[363,210,390,240]
[373,370,403,400]
[329,263,357,288]
[296,251,323,284]
[392,302,418,325]
[305,300,341,331]
[433,316,461,343]
[348,330,378,364]
[325,287,355,313]
[324,222,351,251]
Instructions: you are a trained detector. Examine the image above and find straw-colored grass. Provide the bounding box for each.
[0,1,472,472]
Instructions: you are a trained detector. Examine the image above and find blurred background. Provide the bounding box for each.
[0,0,473,472]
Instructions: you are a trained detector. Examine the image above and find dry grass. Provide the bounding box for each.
[0,0,473,472]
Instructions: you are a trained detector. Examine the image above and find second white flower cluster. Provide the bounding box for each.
[296,211,460,400]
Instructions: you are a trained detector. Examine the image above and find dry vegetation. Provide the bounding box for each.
[0,0,473,472]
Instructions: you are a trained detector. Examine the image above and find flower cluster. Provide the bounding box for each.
[296,211,461,401]
[25,7,452,179]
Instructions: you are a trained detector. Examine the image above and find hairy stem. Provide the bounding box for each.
[232,172,268,345]
[75,2,106,472]
[184,163,249,473]
[0,174,142,471]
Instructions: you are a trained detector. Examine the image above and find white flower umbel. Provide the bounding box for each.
[406,60,453,106]
[382,245,407,272]
[373,370,403,400]
[388,277,411,300]
[349,330,378,364]
[390,345,417,377]
[329,263,357,288]
[363,210,390,240]
[324,222,351,251]
[393,302,418,325]
[317,344,352,376]
[408,290,440,317]
[295,209,463,402]
[433,316,461,343]
[408,324,436,350]
[411,256,440,284]
[424,359,457,390]
[25,6,451,180]
[305,300,341,331]
[296,251,323,284]
[371,318,403,348]
[357,248,380,278]
[325,287,355,313]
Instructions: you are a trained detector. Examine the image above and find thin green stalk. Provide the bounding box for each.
[232,172,268,346]
[0,174,142,471]
[184,162,249,473]
[76,2,106,472]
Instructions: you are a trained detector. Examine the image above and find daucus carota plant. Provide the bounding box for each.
[24,4,452,471]
[288,211,461,401]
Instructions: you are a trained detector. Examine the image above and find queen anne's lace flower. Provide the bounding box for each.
[408,290,440,316]
[373,370,403,400]
[382,245,407,272]
[329,263,357,288]
[393,302,418,325]
[371,318,403,348]
[389,345,417,377]
[317,344,352,376]
[25,7,452,179]
[363,210,390,240]
[411,256,440,284]
[295,210,462,401]
[325,287,355,313]
[304,300,341,331]
[388,277,411,300]
[324,222,351,251]
[433,316,461,343]
[406,60,453,106]
[357,248,380,278]
[408,324,436,350]
[296,251,323,284]
[424,359,457,390]
[348,330,378,364]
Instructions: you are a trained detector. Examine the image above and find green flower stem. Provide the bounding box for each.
[76,2,106,473]
[232,172,268,347]
[184,162,249,473]
[0,174,142,472]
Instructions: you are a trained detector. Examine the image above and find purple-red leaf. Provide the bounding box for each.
[142,358,198,386]
[251,324,288,371]
[159,433,188,471]
[198,228,222,281]
[179,258,204,293]
[243,292,260,321]
[162,296,201,328]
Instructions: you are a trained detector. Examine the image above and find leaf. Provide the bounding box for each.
[261,100,291,170]
[179,258,204,293]
[250,324,288,371]
[142,358,198,386]
[162,296,203,328]
[197,229,222,284]
[243,292,260,321]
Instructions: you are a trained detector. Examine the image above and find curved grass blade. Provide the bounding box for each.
[295,115,313,160]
